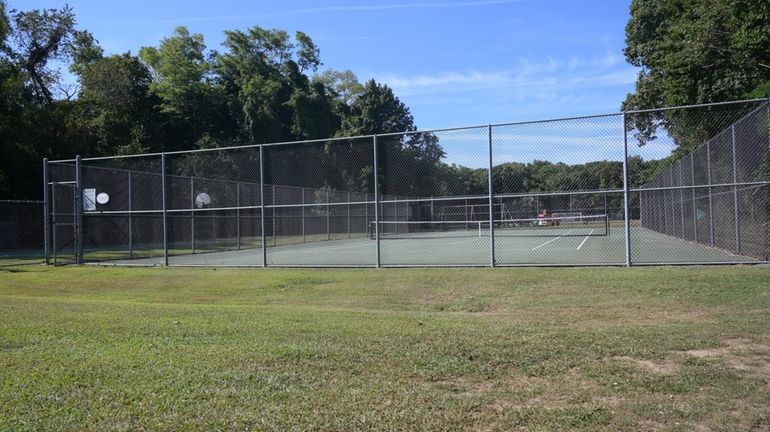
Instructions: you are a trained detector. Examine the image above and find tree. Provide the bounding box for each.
[314,69,364,106]
[75,54,160,155]
[339,80,447,196]
[3,5,81,103]
[623,0,770,151]
[214,27,332,144]
[139,26,214,147]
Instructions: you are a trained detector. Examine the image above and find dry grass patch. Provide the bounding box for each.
[684,338,770,379]
[612,356,680,375]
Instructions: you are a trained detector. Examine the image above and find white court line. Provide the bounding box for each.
[532,230,571,250]
[577,230,594,250]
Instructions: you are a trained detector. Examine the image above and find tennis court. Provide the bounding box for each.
[44,99,768,268]
[102,220,755,267]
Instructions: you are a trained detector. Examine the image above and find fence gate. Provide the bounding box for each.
[48,161,80,265]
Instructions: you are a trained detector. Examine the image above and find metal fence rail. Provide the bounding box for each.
[0,200,45,266]
[42,98,770,267]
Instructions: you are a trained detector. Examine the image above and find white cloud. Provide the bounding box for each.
[374,55,637,99]
[101,0,526,26]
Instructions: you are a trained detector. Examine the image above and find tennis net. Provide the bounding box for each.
[371,214,609,239]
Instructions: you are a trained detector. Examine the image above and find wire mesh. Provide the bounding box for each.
[43,99,770,267]
[492,115,627,265]
[630,100,770,263]
[0,200,45,266]
[263,137,377,266]
[76,155,165,264]
[48,161,77,265]
[377,127,490,265]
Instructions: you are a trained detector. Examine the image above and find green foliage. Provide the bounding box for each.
[138,26,213,145]
[341,79,415,135]
[5,5,79,103]
[314,69,363,105]
[623,0,770,151]
[0,3,696,201]
[76,54,160,154]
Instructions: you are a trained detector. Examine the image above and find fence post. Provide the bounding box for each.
[42,158,50,265]
[161,153,168,266]
[327,188,331,240]
[731,125,741,254]
[487,125,495,268]
[128,172,133,258]
[260,145,267,267]
[51,174,58,265]
[236,182,241,250]
[621,113,631,267]
[74,155,83,265]
[190,178,195,254]
[373,135,381,268]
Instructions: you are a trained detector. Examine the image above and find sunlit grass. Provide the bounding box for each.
[1,265,768,431]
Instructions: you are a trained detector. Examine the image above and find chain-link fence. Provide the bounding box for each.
[44,99,770,267]
[633,102,770,263]
[0,200,45,266]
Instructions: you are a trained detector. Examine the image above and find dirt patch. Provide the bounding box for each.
[422,366,612,411]
[613,356,680,375]
[683,338,770,379]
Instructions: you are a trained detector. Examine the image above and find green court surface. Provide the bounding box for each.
[100,226,757,267]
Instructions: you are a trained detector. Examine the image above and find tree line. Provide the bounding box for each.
[1,1,768,201]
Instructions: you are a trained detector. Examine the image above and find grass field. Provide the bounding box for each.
[1,266,769,431]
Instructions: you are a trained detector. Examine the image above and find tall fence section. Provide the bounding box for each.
[42,99,769,267]
[0,200,45,266]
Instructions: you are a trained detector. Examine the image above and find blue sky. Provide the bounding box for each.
[16,0,639,130]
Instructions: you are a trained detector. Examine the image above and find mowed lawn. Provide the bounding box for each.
[1,266,769,431]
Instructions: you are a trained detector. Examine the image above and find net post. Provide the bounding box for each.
[128,172,133,258]
[42,158,50,265]
[236,182,241,250]
[260,145,267,267]
[622,112,632,267]
[347,191,351,239]
[161,153,168,266]
[373,135,381,268]
[731,125,741,254]
[464,199,468,229]
[487,124,495,268]
[706,140,714,246]
[190,177,195,254]
[272,184,276,247]
[75,155,83,265]
[365,192,369,238]
[302,188,306,243]
[690,153,697,242]
[678,161,684,239]
[668,169,677,237]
